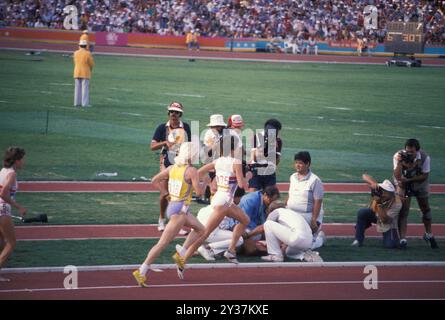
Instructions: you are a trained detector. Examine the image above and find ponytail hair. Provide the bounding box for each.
[3,147,26,168]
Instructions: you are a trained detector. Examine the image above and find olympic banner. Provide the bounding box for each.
[95,32,128,46]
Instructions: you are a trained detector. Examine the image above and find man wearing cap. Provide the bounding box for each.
[73,38,94,107]
[352,174,402,248]
[80,29,94,52]
[151,102,191,231]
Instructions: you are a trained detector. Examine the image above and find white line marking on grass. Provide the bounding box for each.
[284,127,321,132]
[254,111,281,116]
[353,133,407,139]
[331,118,368,123]
[266,101,296,106]
[324,107,352,111]
[49,83,71,86]
[106,98,120,102]
[119,112,143,117]
[163,92,205,98]
[2,279,445,294]
[4,261,445,274]
[417,125,445,130]
[39,91,53,95]
[0,100,8,103]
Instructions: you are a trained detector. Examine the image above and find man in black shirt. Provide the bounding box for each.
[151,102,191,231]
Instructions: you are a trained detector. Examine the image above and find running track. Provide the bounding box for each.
[1,264,444,299]
[1,39,445,66]
[14,223,445,241]
[18,181,445,193]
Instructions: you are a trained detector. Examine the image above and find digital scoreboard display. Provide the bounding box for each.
[385,22,425,54]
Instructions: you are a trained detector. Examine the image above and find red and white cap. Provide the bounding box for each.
[228,114,244,128]
[168,102,184,113]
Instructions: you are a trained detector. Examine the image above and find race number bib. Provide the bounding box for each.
[216,174,231,189]
[168,179,183,197]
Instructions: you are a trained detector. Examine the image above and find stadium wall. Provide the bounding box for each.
[1,27,444,57]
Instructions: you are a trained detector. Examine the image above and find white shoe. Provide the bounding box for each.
[351,240,362,247]
[261,254,284,262]
[198,245,215,261]
[223,250,239,264]
[0,276,10,282]
[157,219,166,232]
[303,250,323,262]
[178,229,189,236]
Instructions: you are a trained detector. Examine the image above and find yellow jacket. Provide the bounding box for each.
[186,32,198,44]
[80,33,90,50]
[73,48,94,79]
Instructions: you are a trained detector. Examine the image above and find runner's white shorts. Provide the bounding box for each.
[211,191,233,207]
[0,203,12,217]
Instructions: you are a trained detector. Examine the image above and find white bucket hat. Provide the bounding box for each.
[207,114,226,127]
[79,39,88,46]
[378,180,395,193]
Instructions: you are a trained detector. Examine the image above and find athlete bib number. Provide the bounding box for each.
[168,179,183,197]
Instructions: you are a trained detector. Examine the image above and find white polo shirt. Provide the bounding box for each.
[287,170,324,225]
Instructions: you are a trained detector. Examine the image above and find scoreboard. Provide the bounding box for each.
[385,22,425,54]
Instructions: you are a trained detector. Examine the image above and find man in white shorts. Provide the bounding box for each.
[287,151,325,250]
[195,188,246,260]
[262,201,323,262]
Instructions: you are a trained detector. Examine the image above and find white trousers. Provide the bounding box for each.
[206,229,243,255]
[264,220,312,258]
[74,78,90,107]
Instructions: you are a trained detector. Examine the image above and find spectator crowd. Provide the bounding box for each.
[1,0,444,44]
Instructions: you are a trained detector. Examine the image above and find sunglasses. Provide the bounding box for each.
[169,111,182,115]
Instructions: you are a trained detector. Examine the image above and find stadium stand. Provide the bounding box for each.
[0,0,444,45]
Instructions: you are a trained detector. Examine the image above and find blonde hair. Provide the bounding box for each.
[174,142,197,165]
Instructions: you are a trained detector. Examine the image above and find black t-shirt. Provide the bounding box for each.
[152,121,191,167]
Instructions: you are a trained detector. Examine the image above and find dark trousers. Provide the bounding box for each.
[355,208,377,245]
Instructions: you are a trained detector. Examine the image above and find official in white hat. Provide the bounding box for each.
[73,37,94,107]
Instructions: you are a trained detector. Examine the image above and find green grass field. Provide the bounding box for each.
[1,50,444,183]
[6,238,444,268]
[14,193,445,225]
[2,49,445,267]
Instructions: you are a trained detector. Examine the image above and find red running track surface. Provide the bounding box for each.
[1,265,444,300]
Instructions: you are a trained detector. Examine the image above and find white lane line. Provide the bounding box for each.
[324,107,352,111]
[2,279,445,294]
[417,125,445,130]
[119,112,143,117]
[3,261,445,274]
[353,132,407,139]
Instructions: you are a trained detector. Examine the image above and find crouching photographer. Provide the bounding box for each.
[393,138,438,249]
[352,174,402,248]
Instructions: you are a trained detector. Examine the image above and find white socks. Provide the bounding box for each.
[139,263,150,276]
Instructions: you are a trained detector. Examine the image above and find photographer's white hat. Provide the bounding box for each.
[79,39,88,46]
[207,114,226,127]
[378,180,395,193]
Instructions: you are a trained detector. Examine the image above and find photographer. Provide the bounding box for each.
[248,119,282,192]
[393,138,438,249]
[352,174,402,248]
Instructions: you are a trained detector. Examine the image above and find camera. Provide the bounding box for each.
[398,150,415,164]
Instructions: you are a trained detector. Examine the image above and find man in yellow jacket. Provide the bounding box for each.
[73,39,94,107]
[186,30,200,51]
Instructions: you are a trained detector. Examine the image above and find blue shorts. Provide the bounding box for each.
[165,201,190,219]
[248,172,276,190]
